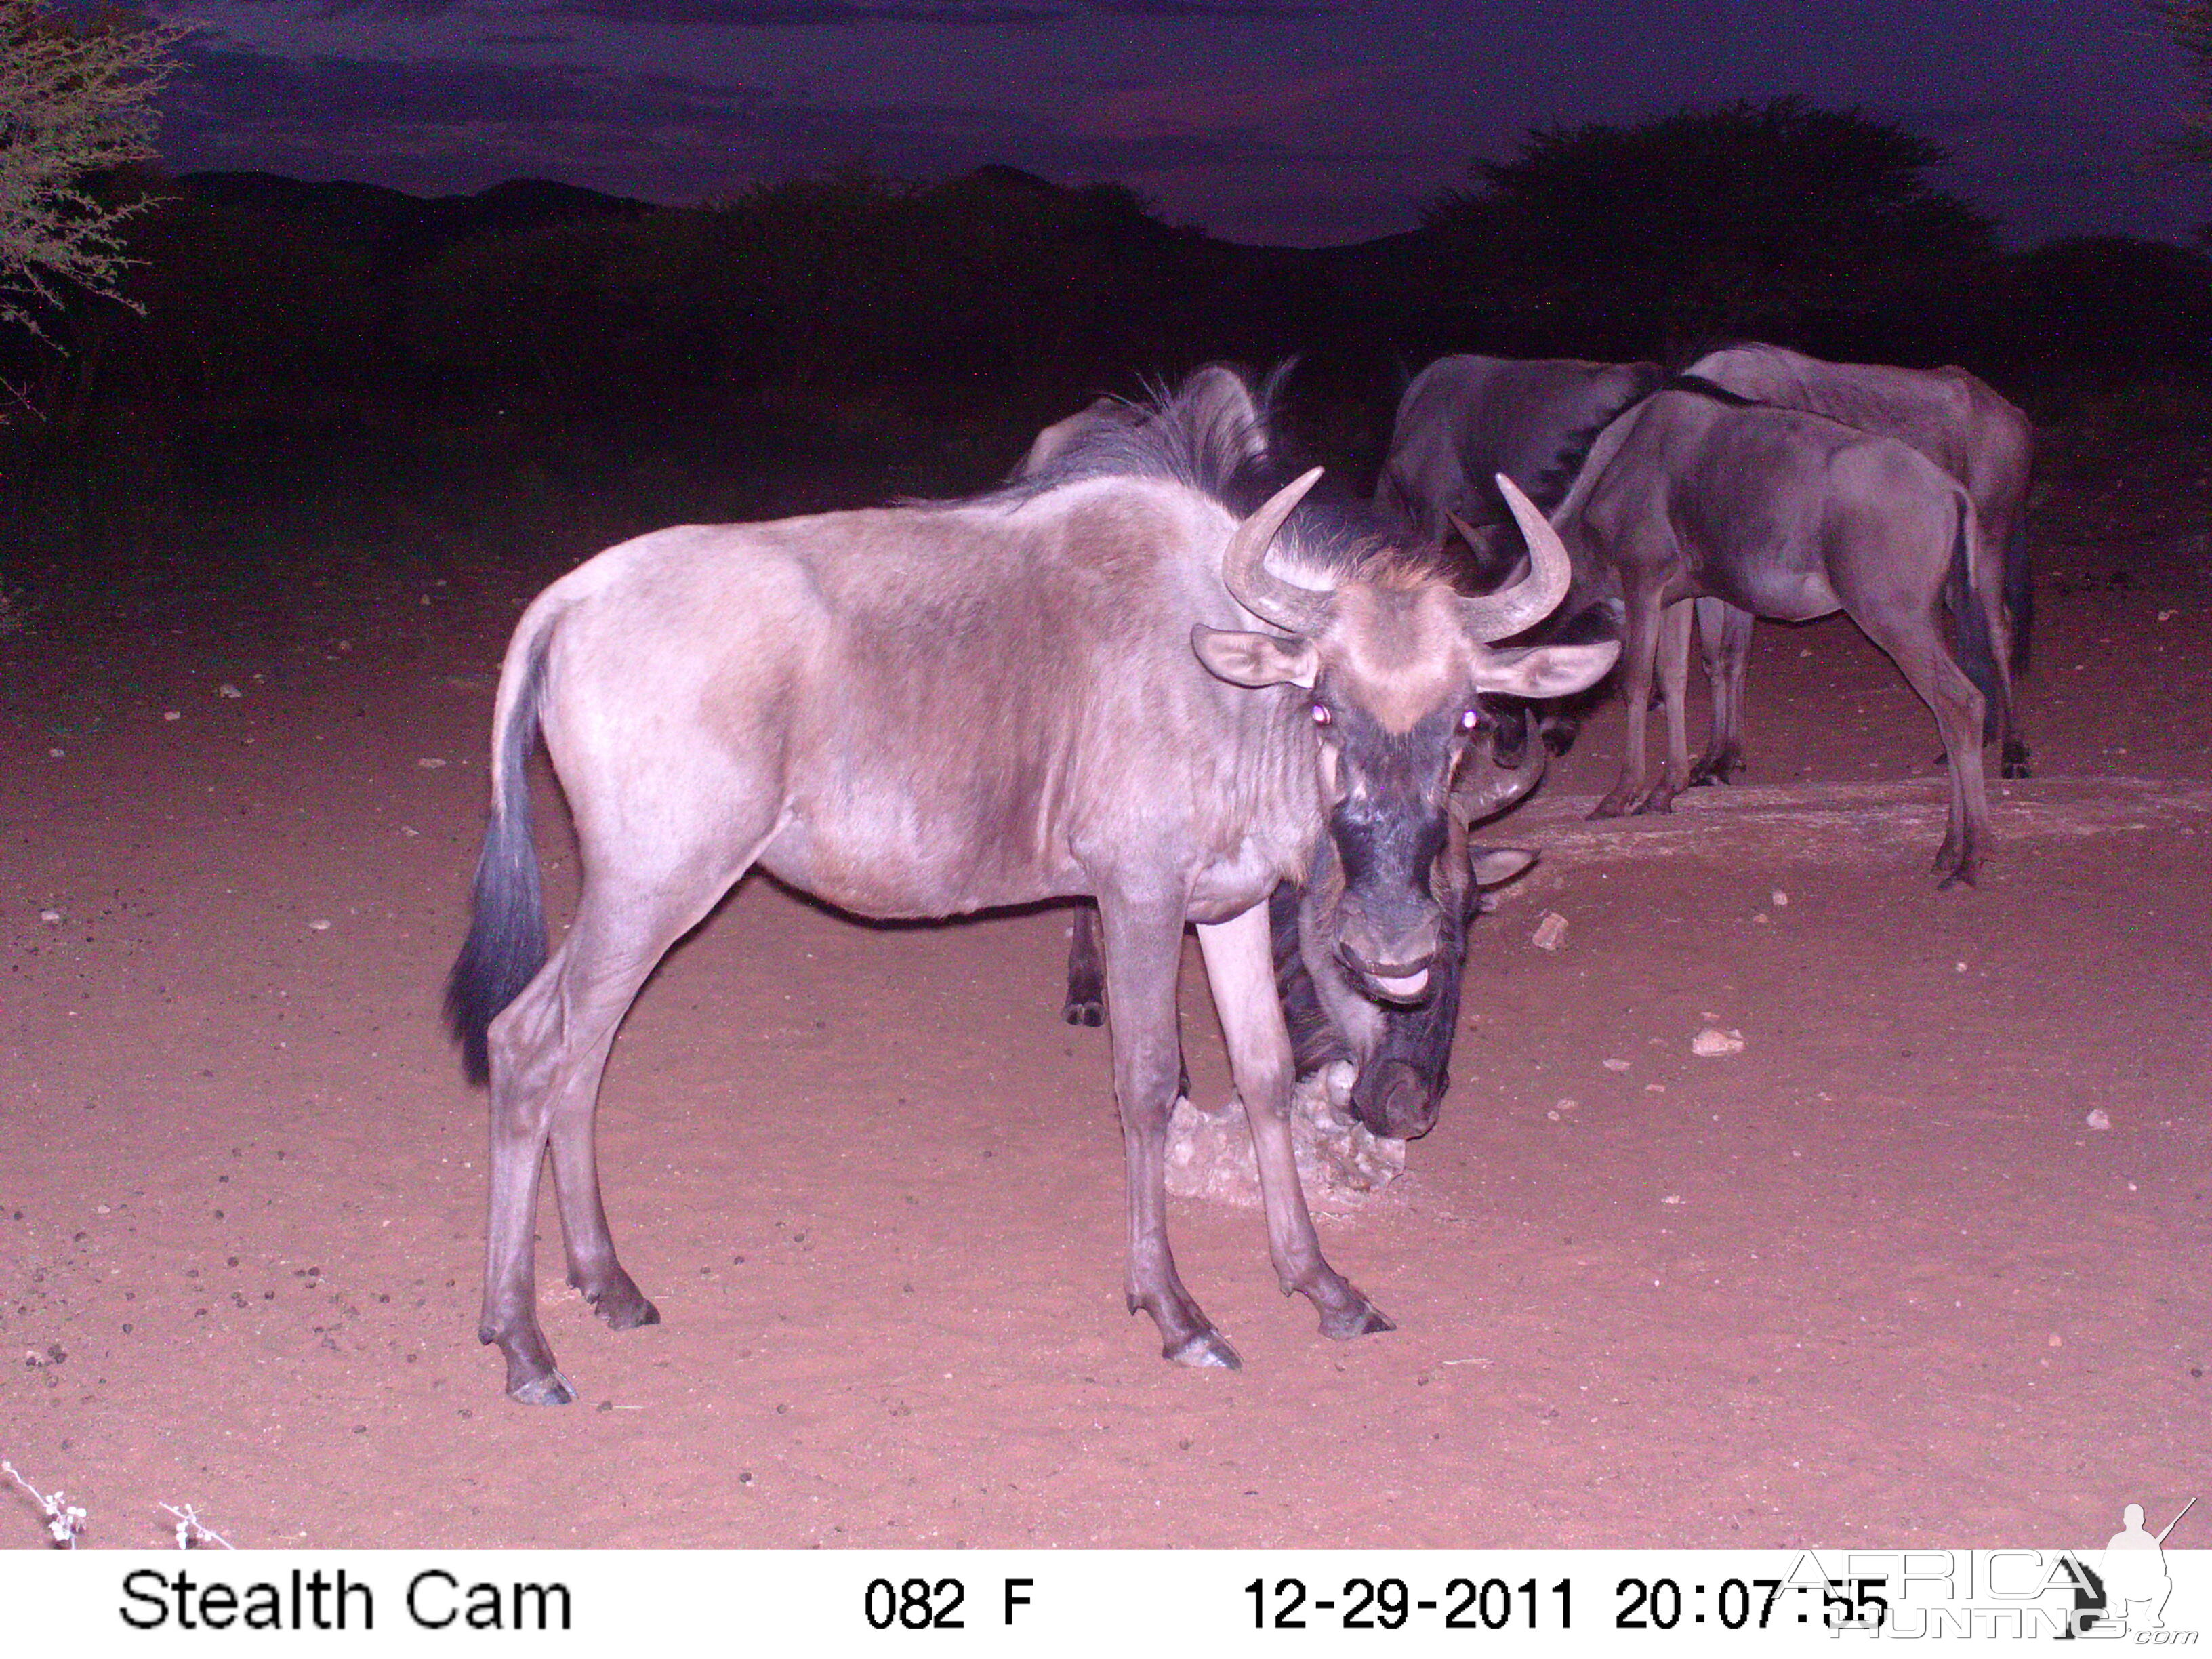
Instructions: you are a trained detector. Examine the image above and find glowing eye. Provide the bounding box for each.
[1461,709,1481,731]
[1311,703,1332,726]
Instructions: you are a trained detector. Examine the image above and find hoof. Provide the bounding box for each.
[2001,758,2032,781]
[1587,796,1630,821]
[1062,999,1104,1027]
[1166,1329,1242,1369]
[508,1369,578,1407]
[1937,867,1978,891]
[1319,1301,1396,1340]
[1632,791,1675,817]
[594,1291,661,1332]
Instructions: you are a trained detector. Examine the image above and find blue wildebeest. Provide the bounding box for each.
[1683,343,2036,783]
[1039,382,1556,1139]
[445,366,1617,1401]
[1372,354,1662,763]
[1555,377,2005,886]
[1374,354,1669,571]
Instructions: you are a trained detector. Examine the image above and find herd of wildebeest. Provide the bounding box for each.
[445,342,2038,1404]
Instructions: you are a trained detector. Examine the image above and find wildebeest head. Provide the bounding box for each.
[1194,472,1616,1015]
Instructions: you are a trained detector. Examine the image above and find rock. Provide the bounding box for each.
[1692,1027,1745,1057]
[1602,1057,1630,1072]
[1530,911,1569,951]
[2085,1109,2112,1130]
[1164,1068,1405,1210]
[218,684,243,699]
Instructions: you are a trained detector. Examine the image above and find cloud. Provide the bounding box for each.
[159,40,1347,207]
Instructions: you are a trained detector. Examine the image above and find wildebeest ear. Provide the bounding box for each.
[1469,846,1538,888]
[1191,624,1319,689]
[1477,639,1619,698]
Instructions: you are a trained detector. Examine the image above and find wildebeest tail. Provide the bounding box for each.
[2003,514,2034,676]
[1942,495,2006,746]
[443,621,554,1086]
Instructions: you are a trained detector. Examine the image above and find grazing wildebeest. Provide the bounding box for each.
[1271,714,1547,1138]
[1683,343,2036,781]
[1555,378,2005,886]
[445,366,1618,1401]
[1374,355,1669,568]
[1372,354,1663,763]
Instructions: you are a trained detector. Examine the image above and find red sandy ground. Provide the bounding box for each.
[1,440,2205,1550]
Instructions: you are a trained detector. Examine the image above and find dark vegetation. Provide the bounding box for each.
[2,99,2207,591]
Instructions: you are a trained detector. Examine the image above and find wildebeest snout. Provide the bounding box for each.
[1334,906,1442,1004]
[1352,1059,1440,1139]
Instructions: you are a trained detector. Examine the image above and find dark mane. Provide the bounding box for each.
[1661,371,1764,408]
[1519,361,1669,514]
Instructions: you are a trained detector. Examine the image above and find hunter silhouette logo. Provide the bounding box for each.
[2093,1498,2194,1635]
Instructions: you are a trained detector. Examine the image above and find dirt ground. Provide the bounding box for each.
[1,438,2206,1551]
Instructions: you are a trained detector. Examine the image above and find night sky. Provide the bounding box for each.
[148,0,2207,249]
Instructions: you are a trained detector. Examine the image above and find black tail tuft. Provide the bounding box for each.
[443,641,550,1086]
[1943,498,2006,747]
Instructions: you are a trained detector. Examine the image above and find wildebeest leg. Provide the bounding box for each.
[1688,598,1752,785]
[1067,899,1191,1096]
[1099,890,1234,1367]
[483,832,771,1404]
[1993,514,2032,779]
[1197,903,1392,1340]
[481,894,687,1404]
[1591,590,1665,818]
[1842,595,1990,888]
[1636,599,1695,815]
[1062,902,1105,1026]
[1970,507,2032,780]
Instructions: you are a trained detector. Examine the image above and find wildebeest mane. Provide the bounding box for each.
[1516,360,1671,515]
[991,363,1445,588]
[1660,371,1764,409]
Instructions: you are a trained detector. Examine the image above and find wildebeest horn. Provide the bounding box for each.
[1445,510,1485,550]
[1452,708,1547,827]
[1457,474,1572,642]
[1221,466,1331,635]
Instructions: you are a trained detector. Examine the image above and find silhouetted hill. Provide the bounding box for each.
[176,171,655,272]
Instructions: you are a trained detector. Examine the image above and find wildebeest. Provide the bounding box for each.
[1372,354,1663,764]
[445,365,1618,1401]
[1029,388,1544,1137]
[1037,382,1557,1139]
[1553,377,2004,886]
[1373,355,1668,576]
[1683,343,2036,781]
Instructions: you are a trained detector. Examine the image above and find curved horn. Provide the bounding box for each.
[1451,708,1547,827]
[1221,466,1331,634]
[1458,473,1572,642]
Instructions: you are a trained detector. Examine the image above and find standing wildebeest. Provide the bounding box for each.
[1042,381,1556,1139]
[1683,344,2036,782]
[1555,379,2004,886]
[445,367,1617,1402]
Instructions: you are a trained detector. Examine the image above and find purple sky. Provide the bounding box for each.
[146,0,2210,247]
